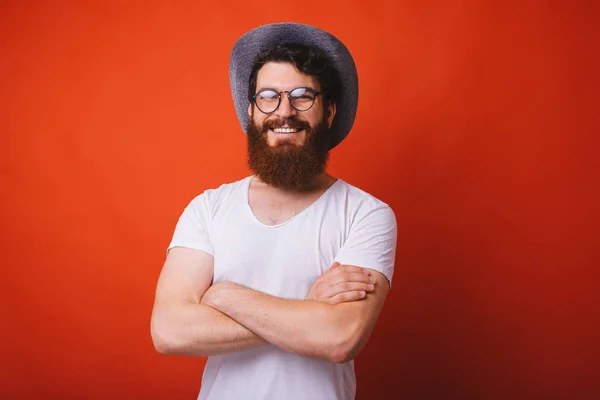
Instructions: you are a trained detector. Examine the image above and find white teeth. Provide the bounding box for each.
[272,128,300,133]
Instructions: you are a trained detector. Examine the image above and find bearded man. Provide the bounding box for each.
[151,22,398,400]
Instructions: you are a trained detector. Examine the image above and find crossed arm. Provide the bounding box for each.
[151,246,389,363]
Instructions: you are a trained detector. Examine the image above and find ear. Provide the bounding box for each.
[327,102,336,129]
[248,103,253,118]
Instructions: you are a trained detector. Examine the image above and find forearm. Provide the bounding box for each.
[204,283,359,363]
[151,301,267,356]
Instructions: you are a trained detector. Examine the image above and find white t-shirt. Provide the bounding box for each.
[168,175,397,400]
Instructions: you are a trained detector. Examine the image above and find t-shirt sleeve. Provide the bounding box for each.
[335,203,398,287]
[167,193,215,256]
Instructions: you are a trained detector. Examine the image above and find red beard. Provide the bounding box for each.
[247,116,331,191]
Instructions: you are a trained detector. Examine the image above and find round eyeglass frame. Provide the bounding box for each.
[251,87,323,114]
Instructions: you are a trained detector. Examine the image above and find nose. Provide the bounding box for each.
[274,93,297,118]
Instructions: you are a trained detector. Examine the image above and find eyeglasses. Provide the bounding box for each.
[252,87,322,114]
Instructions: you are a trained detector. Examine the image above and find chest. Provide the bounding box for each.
[210,210,347,299]
[248,189,324,226]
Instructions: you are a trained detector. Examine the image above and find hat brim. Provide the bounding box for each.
[229,22,358,150]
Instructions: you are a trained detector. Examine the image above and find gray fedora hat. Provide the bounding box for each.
[229,22,359,149]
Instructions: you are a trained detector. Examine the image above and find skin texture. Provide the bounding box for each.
[151,247,382,360]
[201,275,388,363]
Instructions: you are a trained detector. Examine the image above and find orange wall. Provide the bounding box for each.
[2,1,598,399]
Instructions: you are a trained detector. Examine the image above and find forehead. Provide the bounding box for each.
[256,62,320,91]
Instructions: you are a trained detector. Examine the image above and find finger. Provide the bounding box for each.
[328,290,366,305]
[328,282,375,297]
[330,272,376,286]
[320,262,341,277]
[331,264,372,276]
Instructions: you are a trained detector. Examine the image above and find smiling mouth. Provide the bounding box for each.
[270,127,303,134]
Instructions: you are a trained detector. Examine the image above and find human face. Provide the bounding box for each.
[248,62,335,148]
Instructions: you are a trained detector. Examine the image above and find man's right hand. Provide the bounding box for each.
[306,262,376,305]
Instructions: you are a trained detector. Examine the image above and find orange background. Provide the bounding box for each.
[2,1,598,399]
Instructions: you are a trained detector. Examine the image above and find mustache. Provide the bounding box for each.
[262,117,311,131]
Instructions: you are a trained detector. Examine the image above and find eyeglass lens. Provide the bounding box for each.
[254,88,317,113]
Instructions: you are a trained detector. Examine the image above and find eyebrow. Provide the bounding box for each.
[255,86,317,93]
[256,87,276,93]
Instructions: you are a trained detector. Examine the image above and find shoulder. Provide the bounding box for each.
[184,175,252,214]
[333,179,396,222]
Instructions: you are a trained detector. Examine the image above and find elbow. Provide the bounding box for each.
[328,341,358,364]
[151,316,180,355]
[151,326,172,355]
[323,326,362,364]
[152,333,173,355]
